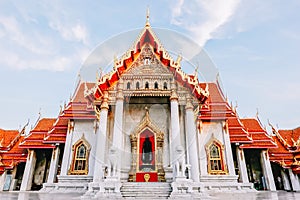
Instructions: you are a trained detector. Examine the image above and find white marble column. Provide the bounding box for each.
[170,87,182,178]
[185,97,199,182]
[288,168,300,191]
[9,167,17,191]
[20,150,36,191]
[93,91,109,182]
[260,150,276,191]
[198,121,208,176]
[60,120,74,176]
[281,169,291,191]
[236,146,249,183]
[0,171,6,191]
[47,146,60,183]
[222,121,235,176]
[112,81,124,179]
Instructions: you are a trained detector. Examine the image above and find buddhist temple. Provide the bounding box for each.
[0,12,300,198]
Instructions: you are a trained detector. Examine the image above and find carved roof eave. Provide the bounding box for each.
[230,109,252,141]
[269,123,291,149]
[93,25,209,103]
[84,83,97,103]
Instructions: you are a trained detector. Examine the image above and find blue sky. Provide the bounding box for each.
[0,0,299,131]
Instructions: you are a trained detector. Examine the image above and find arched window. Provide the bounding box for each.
[69,137,90,175]
[163,82,168,90]
[136,82,140,89]
[74,144,87,171]
[154,82,158,89]
[209,144,221,171]
[145,82,149,89]
[127,82,131,90]
[206,140,227,175]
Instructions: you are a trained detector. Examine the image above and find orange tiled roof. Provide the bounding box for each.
[199,82,234,121]
[44,117,68,143]
[73,82,95,103]
[268,125,300,173]
[277,127,300,152]
[19,118,56,149]
[197,83,252,144]
[31,118,56,133]
[92,26,208,103]
[228,116,253,144]
[61,82,97,120]
[269,136,294,161]
[0,129,19,150]
[0,129,27,175]
[239,118,277,149]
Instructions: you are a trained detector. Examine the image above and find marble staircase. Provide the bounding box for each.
[120,182,172,199]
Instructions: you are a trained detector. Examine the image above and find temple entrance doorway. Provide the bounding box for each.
[136,129,157,182]
[139,130,155,171]
[128,109,165,182]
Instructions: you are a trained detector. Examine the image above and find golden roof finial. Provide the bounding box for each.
[145,6,150,27]
[176,54,182,67]
[113,55,118,70]
[0,138,3,147]
[194,65,199,76]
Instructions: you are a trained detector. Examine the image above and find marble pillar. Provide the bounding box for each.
[60,120,74,176]
[236,147,249,183]
[288,168,300,191]
[281,169,291,191]
[20,150,36,191]
[185,97,199,182]
[9,167,17,191]
[222,122,235,176]
[0,171,6,191]
[47,146,60,183]
[260,150,276,191]
[112,81,124,179]
[198,121,208,176]
[93,91,109,182]
[170,88,182,178]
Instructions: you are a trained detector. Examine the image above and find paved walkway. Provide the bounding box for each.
[0,191,299,200]
[210,191,300,200]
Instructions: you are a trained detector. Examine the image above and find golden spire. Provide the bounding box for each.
[256,108,259,119]
[194,65,199,77]
[193,65,199,82]
[145,7,150,27]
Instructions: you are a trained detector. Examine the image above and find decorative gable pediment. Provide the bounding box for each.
[91,19,208,103]
[130,108,164,142]
[124,44,172,76]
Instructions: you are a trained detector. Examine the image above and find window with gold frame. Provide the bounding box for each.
[206,139,228,175]
[68,136,91,175]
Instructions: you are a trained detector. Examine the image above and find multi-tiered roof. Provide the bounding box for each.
[269,126,300,173]
[0,128,27,174]
[1,14,299,176]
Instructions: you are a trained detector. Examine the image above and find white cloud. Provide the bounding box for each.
[0,1,92,72]
[49,21,89,45]
[171,0,240,47]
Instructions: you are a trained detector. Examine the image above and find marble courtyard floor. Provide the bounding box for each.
[0,191,300,200]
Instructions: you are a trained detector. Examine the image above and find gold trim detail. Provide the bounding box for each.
[68,134,91,175]
[144,173,150,182]
[205,136,228,175]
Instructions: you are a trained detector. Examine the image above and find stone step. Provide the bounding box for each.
[121,182,172,199]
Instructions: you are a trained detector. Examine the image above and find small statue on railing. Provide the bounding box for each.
[107,147,118,177]
[175,145,186,177]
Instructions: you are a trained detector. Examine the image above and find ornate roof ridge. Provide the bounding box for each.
[269,122,291,148]
[92,22,209,102]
